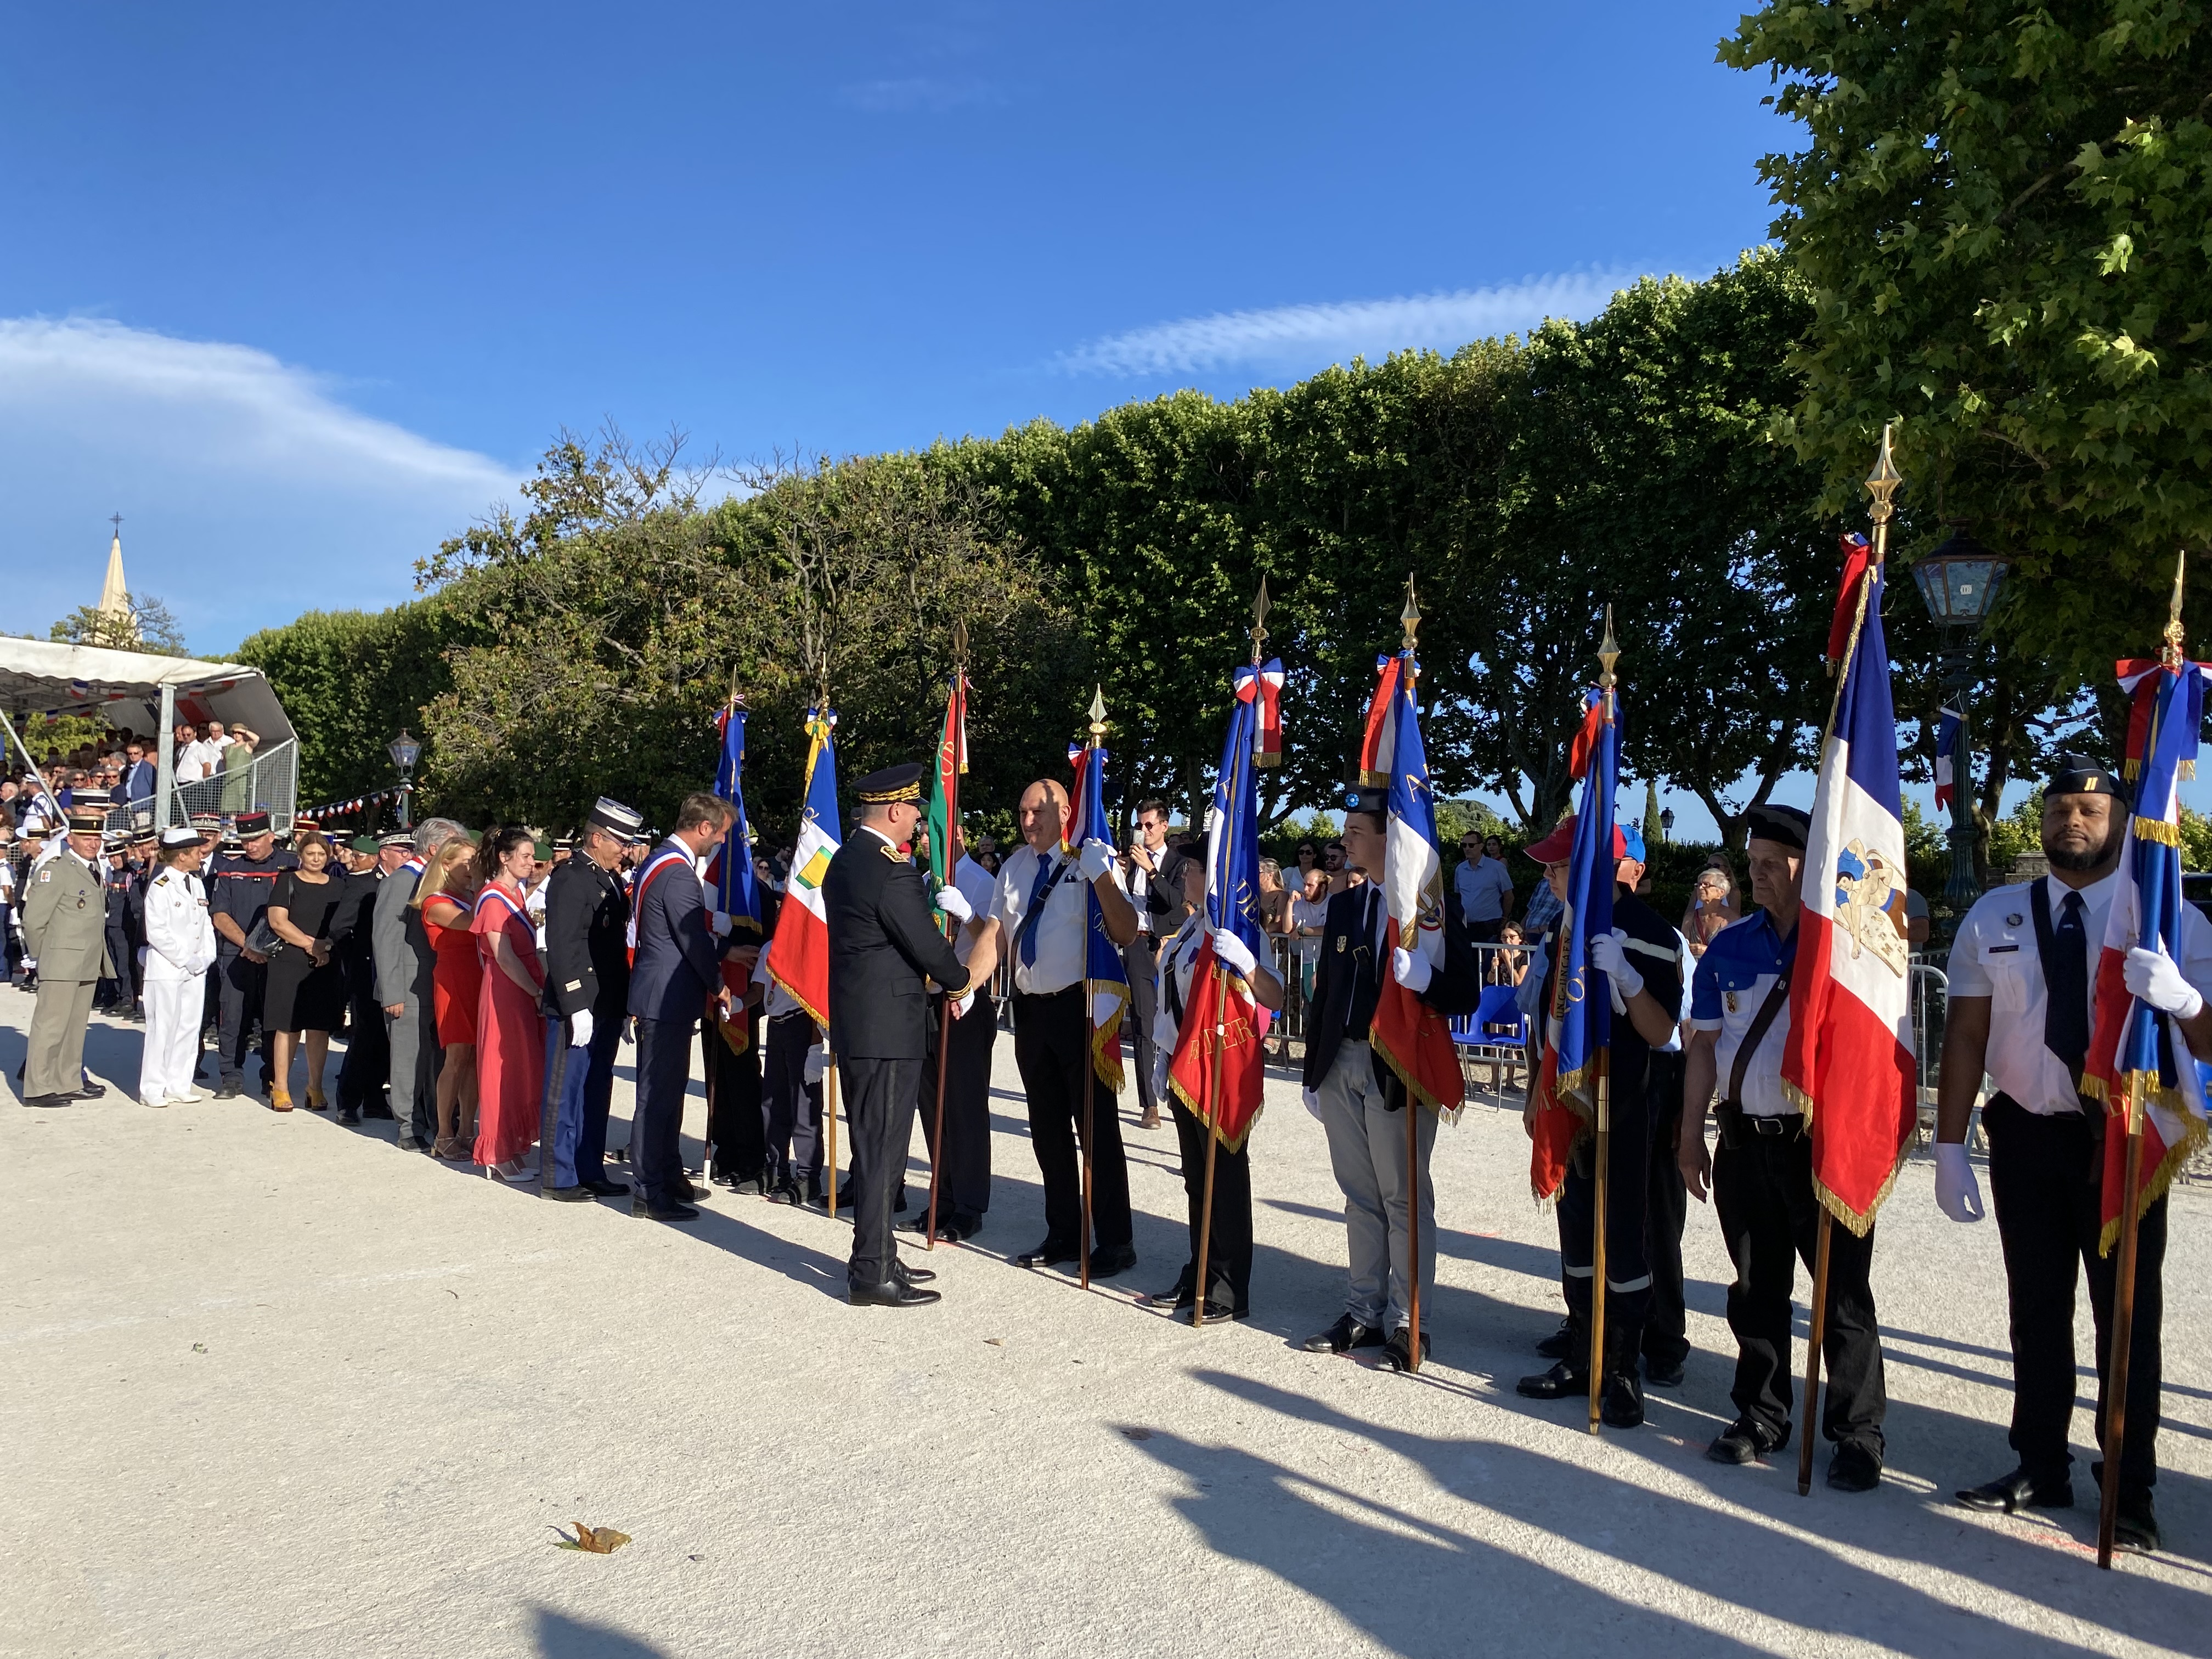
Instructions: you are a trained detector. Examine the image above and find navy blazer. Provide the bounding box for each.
[120,760,157,804]
[1302,881,1483,1103]
[627,839,724,1023]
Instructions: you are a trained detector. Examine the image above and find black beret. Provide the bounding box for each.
[1745,803,1812,850]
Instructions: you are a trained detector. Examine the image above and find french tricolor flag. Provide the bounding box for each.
[2084,656,2212,1251]
[1781,559,1917,1234]
[1932,706,1962,811]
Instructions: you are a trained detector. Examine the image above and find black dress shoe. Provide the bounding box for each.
[2114,1493,2162,1555]
[1955,1465,2074,1514]
[1643,1355,1686,1389]
[213,1080,244,1099]
[1534,1318,1576,1359]
[891,1259,936,1285]
[542,1183,594,1203]
[583,1178,630,1198]
[129,1002,146,1023]
[1301,1313,1385,1353]
[362,1099,395,1120]
[337,1107,360,1125]
[1017,1237,1080,1268]
[764,1178,805,1206]
[1827,1440,1882,1493]
[1379,1327,1432,1372]
[72,1081,108,1099]
[1516,1359,1589,1400]
[1600,1371,1645,1429]
[396,1135,431,1152]
[850,1276,941,1307]
[23,1093,73,1109]
[672,1175,707,1203]
[1088,1243,1138,1279]
[633,1198,699,1221]
[1708,1418,1787,1464]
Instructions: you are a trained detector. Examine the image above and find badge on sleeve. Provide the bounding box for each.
[37,868,51,884]
[1335,935,1346,953]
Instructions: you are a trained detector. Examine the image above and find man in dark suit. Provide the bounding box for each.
[627,792,735,1221]
[1122,797,1189,1132]
[119,742,157,805]
[327,836,388,1125]
[1299,784,1483,1370]
[825,762,1000,1307]
[540,797,641,1203]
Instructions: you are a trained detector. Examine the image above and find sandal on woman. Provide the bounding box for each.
[433,1136,470,1161]
[305,1088,329,1113]
[489,1158,538,1183]
[268,1088,294,1113]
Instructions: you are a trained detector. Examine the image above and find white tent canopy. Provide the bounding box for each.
[0,637,295,746]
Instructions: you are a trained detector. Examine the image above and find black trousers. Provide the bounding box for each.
[100,915,133,1006]
[1556,1058,1655,1340]
[1984,1096,2165,1494]
[763,1011,823,1190]
[1125,936,1161,1120]
[632,1015,696,1205]
[216,950,269,1085]
[1713,1130,1886,1452]
[337,966,390,1111]
[913,992,997,1220]
[705,1010,766,1181]
[1644,1050,1690,1368]
[1169,1098,1252,1310]
[843,1055,922,1286]
[1011,986,1133,1250]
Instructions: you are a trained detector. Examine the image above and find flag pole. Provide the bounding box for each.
[2099,1071,2148,1567]
[1588,606,1620,1431]
[1397,579,1427,1375]
[1080,685,1107,1293]
[1798,426,1904,1492]
[925,622,968,1252]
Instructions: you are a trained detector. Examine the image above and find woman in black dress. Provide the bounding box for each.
[263,829,347,1111]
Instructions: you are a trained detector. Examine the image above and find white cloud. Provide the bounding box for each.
[0,316,517,651]
[1056,270,1650,377]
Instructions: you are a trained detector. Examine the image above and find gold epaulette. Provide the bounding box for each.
[879,842,906,862]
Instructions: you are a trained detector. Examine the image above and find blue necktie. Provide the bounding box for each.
[1019,855,1056,969]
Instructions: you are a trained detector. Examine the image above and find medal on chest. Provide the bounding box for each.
[1726,990,1740,1014]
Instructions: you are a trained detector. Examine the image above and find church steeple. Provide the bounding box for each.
[98,514,136,640]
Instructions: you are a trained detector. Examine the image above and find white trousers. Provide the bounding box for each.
[140,974,205,1103]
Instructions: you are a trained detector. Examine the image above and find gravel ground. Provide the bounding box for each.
[3,1002,2206,1659]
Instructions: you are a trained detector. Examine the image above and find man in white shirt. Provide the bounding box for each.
[973,778,1142,1277]
[1121,797,1187,1132]
[903,825,1003,1242]
[1452,831,1515,944]
[1935,755,2208,1554]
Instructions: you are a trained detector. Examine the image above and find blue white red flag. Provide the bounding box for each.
[1782,561,1916,1234]
[708,704,765,943]
[2085,654,2212,1250]
[1932,706,1962,812]
[1072,735,1130,1092]
[1167,662,1273,1148]
[1367,648,1464,1116]
[761,709,840,1029]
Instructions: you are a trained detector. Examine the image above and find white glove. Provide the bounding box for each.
[2124,945,2204,1018]
[951,989,976,1019]
[1079,838,1116,883]
[1211,927,1258,979]
[1392,945,1433,994]
[1589,928,1644,998]
[710,910,733,939]
[803,1045,828,1086]
[1301,1087,1322,1120]
[934,884,973,924]
[1934,1142,1984,1223]
[569,1009,594,1049]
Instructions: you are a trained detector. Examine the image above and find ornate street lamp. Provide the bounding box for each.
[1909,529,2011,911]
[388,729,421,830]
[1659,806,1674,844]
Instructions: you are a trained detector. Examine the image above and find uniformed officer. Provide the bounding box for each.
[1936,755,2209,1554]
[975,778,1142,1277]
[19,808,114,1108]
[206,809,297,1099]
[1680,802,1887,1491]
[122,825,158,1023]
[900,822,1001,1242]
[97,833,139,1014]
[538,797,640,1203]
[1515,818,1684,1427]
[823,762,998,1306]
[139,826,217,1108]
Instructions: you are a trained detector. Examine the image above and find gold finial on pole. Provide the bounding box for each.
[2162,549,2187,669]
[1597,603,1620,689]
[1400,575,1421,653]
[952,618,969,664]
[1087,685,1108,742]
[726,663,743,712]
[1251,577,1271,667]
[1864,422,1903,565]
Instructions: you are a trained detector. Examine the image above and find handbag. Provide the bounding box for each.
[245,917,286,958]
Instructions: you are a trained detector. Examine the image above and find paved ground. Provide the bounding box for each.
[3,998,2207,1659]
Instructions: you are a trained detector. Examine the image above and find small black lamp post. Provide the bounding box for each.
[1659,806,1674,844]
[388,729,421,831]
[1909,532,2011,910]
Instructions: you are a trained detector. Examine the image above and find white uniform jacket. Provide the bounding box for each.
[143,867,217,981]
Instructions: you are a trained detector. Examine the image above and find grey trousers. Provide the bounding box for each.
[26,977,97,1099]
[386,996,420,1137]
[1314,1039,1438,1331]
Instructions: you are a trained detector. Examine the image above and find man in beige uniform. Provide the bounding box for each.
[21,807,114,1108]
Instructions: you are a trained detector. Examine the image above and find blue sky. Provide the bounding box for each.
[9,1,1987,837]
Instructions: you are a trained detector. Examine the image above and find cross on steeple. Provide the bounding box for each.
[109,512,123,538]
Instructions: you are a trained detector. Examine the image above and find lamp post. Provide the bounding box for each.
[1659,806,1674,844]
[388,729,421,831]
[1909,529,2011,912]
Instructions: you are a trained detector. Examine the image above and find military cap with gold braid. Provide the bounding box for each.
[854,761,925,805]
[2047,751,2128,802]
[64,806,106,834]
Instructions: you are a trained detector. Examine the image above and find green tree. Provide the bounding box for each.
[1724,1,2212,685]
[49,592,189,656]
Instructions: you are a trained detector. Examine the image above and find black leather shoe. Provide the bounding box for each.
[1152,1273,1196,1310]
[849,1276,941,1308]
[1955,1465,2074,1514]
[129,1001,145,1023]
[1516,1360,1589,1400]
[1827,1440,1882,1493]
[1535,1318,1576,1359]
[1600,1370,1645,1429]
[1301,1313,1385,1353]
[337,1106,361,1125]
[764,1178,805,1206]
[1088,1243,1138,1279]
[23,1093,73,1109]
[891,1259,936,1285]
[72,1080,106,1099]
[1643,1355,1686,1389]
[1017,1237,1080,1268]
[362,1099,395,1120]
[898,1210,974,1243]
[396,1135,431,1152]
[2114,1493,2162,1555]
[1379,1327,1432,1372]
[1708,1418,1786,1464]
[214,1079,243,1099]
[673,1175,707,1204]
[542,1183,594,1203]
[633,1198,699,1221]
[583,1178,630,1198]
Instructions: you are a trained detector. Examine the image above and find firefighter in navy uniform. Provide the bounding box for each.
[821,763,999,1308]
[206,810,298,1098]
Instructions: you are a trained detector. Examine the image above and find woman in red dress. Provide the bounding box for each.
[472,826,546,1183]
[415,837,483,1161]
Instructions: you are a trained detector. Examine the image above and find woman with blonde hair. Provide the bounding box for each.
[414,836,483,1159]
[472,825,547,1182]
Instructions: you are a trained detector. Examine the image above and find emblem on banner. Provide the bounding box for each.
[1835,839,1910,977]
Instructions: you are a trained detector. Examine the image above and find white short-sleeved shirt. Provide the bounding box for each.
[1689,909,1799,1116]
[989,841,1126,996]
[1946,869,2212,1115]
